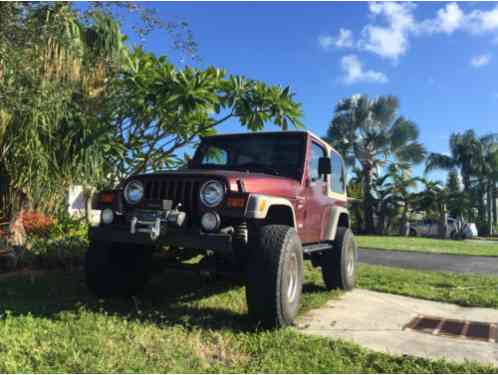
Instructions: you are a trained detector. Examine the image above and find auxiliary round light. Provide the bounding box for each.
[200,180,224,207]
[201,211,221,232]
[124,180,144,205]
[101,208,114,224]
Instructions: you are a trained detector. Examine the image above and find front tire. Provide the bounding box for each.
[321,227,357,291]
[85,241,152,298]
[246,225,304,329]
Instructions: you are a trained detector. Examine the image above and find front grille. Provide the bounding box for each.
[142,177,203,225]
[135,176,205,227]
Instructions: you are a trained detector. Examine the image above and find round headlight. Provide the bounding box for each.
[101,208,114,224]
[201,211,221,232]
[200,180,224,207]
[124,180,144,205]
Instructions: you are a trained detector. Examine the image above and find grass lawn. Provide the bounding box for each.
[358,264,498,308]
[357,235,498,256]
[1,261,498,373]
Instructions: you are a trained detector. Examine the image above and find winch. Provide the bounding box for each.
[130,200,186,240]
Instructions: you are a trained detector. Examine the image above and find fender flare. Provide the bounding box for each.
[323,206,350,241]
[245,194,297,228]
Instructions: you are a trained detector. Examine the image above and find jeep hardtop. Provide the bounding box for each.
[87,130,357,328]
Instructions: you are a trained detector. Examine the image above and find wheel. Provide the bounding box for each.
[321,227,357,291]
[409,228,418,237]
[245,225,304,329]
[85,241,152,298]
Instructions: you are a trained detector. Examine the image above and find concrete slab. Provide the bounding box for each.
[296,289,498,367]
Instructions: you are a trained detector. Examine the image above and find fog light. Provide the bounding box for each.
[101,208,114,224]
[201,211,220,232]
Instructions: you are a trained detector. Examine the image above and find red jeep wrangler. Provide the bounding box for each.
[87,130,357,328]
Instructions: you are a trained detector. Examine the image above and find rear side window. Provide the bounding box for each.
[330,152,346,194]
[309,142,326,182]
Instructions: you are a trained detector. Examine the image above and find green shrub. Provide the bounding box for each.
[22,236,88,270]
[17,214,90,271]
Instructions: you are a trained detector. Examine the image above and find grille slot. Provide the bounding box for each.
[142,178,205,226]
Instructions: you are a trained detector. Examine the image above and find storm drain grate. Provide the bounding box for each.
[405,315,497,343]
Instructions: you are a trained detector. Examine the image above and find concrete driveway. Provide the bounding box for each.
[296,289,498,367]
[359,248,498,276]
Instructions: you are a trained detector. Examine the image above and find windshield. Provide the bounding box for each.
[191,133,306,179]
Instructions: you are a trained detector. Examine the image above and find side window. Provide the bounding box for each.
[330,152,346,194]
[309,142,326,182]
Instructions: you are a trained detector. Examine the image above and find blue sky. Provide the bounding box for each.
[119,2,498,182]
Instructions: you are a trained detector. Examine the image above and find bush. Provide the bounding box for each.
[22,236,88,270]
[48,214,89,240]
[4,212,90,271]
[20,211,54,237]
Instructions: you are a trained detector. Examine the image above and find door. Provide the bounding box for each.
[301,141,329,244]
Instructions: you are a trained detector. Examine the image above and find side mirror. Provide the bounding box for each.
[318,157,331,176]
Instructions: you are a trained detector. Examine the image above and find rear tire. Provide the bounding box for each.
[85,241,152,298]
[321,227,357,291]
[246,225,303,329]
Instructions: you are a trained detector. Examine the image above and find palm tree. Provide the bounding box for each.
[426,131,498,234]
[373,162,419,235]
[417,178,450,238]
[475,134,498,235]
[346,167,364,233]
[325,94,426,233]
[426,130,480,191]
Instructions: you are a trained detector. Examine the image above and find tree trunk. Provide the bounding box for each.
[478,179,486,230]
[493,181,497,234]
[399,201,410,236]
[487,181,494,236]
[462,174,472,221]
[362,162,375,234]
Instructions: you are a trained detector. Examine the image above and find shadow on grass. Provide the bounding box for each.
[0,266,332,333]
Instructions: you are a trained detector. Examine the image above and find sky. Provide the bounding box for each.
[119,1,498,182]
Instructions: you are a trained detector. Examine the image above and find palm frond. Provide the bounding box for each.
[425,152,455,173]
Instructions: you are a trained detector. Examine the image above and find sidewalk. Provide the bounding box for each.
[296,289,498,367]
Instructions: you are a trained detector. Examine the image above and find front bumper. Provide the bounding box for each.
[89,225,233,254]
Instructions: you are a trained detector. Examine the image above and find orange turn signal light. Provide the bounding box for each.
[99,192,114,204]
[227,196,246,209]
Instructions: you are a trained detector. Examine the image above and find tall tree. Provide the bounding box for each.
[475,134,498,235]
[0,4,128,216]
[109,48,303,177]
[417,178,450,238]
[446,169,463,219]
[426,130,498,234]
[325,94,426,233]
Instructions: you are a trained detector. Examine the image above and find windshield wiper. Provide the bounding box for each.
[234,162,280,176]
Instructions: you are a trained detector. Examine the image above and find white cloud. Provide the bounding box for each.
[359,2,415,61]
[435,3,464,33]
[320,3,498,62]
[340,54,388,84]
[466,6,498,34]
[470,54,491,67]
[335,29,354,48]
[318,28,354,50]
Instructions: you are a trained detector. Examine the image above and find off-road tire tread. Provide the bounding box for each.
[321,227,357,291]
[246,225,303,329]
